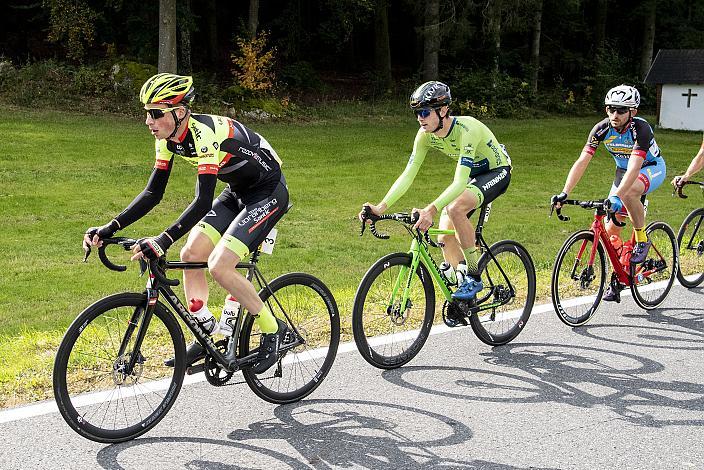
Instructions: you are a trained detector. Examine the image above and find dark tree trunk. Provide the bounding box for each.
[640,0,656,79]
[422,0,439,80]
[158,0,177,73]
[486,0,502,85]
[594,0,607,52]
[248,0,259,39]
[374,0,392,90]
[178,0,192,74]
[529,0,543,95]
[205,0,219,68]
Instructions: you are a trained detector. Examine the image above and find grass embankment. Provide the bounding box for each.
[0,105,700,407]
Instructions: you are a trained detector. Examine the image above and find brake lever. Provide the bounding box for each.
[82,242,92,262]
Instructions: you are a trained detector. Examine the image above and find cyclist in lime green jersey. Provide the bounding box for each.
[359,81,512,301]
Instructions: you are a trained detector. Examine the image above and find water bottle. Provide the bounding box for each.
[189,298,218,335]
[439,262,457,286]
[219,295,240,337]
[609,235,623,256]
[620,240,634,267]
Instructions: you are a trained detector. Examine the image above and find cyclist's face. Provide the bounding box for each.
[606,106,635,128]
[416,106,445,132]
[145,104,182,139]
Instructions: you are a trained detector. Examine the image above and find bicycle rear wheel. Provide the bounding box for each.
[240,273,340,404]
[53,293,186,443]
[551,230,607,326]
[469,240,536,345]
[630,221,678,309]
[352,253,435,369]
[676,208,704,288]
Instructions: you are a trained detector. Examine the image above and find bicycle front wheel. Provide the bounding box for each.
[469,240,536,345]
[676,208,704,288]
[53,293,186,443]
[352,253,436,369]
[552,230,607,327]
[240,273,340,404]
[630,221,678,309]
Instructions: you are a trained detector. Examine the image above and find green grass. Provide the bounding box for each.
[1,104,702,407]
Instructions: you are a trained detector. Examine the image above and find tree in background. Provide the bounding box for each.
[232,31,276,94]
[46,0,98,63]
[158,0,177,73]
[422,0,439,81]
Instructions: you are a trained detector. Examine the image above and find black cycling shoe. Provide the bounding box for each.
[164,341,205,368]
[603,283,623,303]
[250,319,289,374]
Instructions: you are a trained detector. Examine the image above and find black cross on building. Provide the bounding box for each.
[682,88,699,108]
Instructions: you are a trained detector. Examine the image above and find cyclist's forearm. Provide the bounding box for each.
[115,166,171,229]
[164,173,217,242]
[684,148,704,178]
[381,162,420,208]
[562,152,591,194]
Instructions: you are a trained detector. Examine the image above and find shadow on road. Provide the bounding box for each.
[383,342,704,428]
[95,398,558,469]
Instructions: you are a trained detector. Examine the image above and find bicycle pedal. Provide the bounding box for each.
[186,363,205,375]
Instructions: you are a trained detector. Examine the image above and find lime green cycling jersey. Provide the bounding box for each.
[381,116,512,210]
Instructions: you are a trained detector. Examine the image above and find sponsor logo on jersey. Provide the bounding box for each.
[213,142,219,150]
[206,210,217,217]
[239,146,272,171]
[190,123,202,140]
[201,146,208,153]
[460,157,473,167]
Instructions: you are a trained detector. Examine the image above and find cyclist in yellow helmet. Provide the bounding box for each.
[84,73,289,373]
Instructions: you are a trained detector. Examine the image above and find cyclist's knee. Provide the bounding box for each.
[446,200,474,220]
[208,245,241,280]
[180,239,212,262]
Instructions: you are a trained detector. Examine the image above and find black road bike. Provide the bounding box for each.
[674,180,704,288]
[53,238,340,443]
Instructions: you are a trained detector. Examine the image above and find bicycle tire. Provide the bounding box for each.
[469,240,536,345]
[676,207,704,288]
[352,252,435,369]
[240,273,340,404]
[551,230,607,327]
[630,221,678,309]
[53,292,186,443]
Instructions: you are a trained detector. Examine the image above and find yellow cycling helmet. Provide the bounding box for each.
[139,73,195,106]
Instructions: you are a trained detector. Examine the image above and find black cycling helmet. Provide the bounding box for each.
[409,81,452,110]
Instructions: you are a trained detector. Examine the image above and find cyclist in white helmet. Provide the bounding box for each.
[551,84,666,302]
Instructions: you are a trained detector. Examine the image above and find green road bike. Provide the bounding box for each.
[353,204,536,369]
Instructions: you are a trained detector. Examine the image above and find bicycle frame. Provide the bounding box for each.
[119,250,302,376]
[572,207,668,287]
[387,203,517,317]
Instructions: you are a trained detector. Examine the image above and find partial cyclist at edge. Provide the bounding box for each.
[551,84,666,301]
[358,81,512,301]
[83,73,289,373]
[671,132,704,188]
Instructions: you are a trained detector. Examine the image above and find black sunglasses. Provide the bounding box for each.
[606,106,629,115]
[146,107,180,119]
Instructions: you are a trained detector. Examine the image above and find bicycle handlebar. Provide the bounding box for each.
[359,207,440,248]
[673,180,704,199]
[550,199,606,222]
[83,237,180,286]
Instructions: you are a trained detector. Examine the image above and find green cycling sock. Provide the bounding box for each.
[254,304,278,334]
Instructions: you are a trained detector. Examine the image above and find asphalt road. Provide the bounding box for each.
[2,285,703,469]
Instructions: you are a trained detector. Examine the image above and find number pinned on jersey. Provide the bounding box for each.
[260,228,278,255]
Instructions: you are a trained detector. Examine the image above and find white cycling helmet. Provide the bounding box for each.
[604,84,640,108]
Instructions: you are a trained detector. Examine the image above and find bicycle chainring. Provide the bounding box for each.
[442,301,469,327]
[204,339,234,386]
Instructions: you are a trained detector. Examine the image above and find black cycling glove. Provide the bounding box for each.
[137,233,173,260]
[85,220,120,242]
[551,192,568,205]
